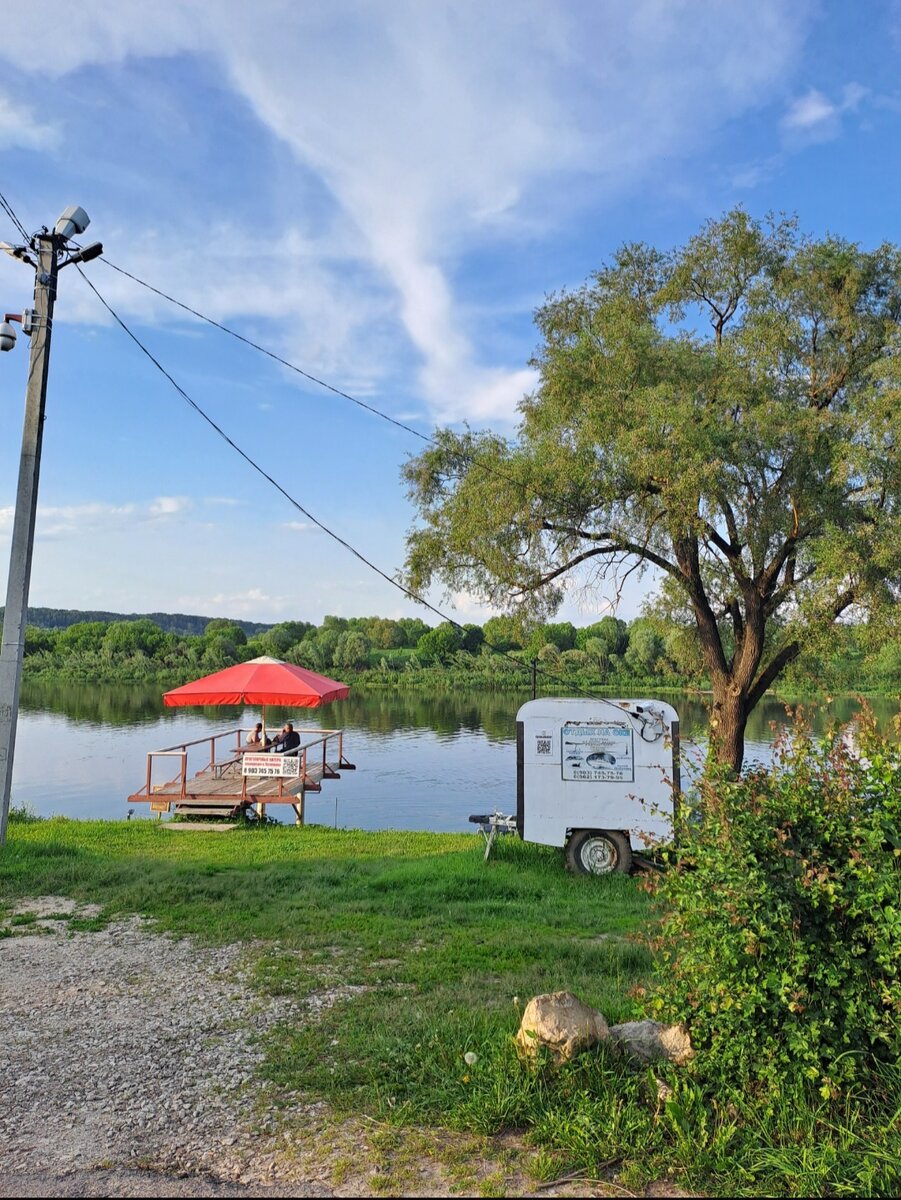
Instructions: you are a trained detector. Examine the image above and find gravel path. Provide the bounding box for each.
[0,899,332,1195]
[1,898,633,1198]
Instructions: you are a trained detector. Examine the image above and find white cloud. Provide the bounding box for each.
[0,94,58,152]
[781,82,867,143]
[783,88,836,130]
[0,0,813,426]
[175,586,292,616]
[0,501,134,539]
[148,495,190,517]
[0,495,194,539]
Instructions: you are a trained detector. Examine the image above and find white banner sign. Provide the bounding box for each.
[242,753,300,778]
[561,721,634,782]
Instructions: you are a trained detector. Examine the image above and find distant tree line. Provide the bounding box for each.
[18,609,901,695]
[3,606,271,637]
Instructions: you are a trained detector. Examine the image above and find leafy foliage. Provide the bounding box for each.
[653,714,901,1097]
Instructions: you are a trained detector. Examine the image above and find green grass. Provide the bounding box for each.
[2,814,898,1196]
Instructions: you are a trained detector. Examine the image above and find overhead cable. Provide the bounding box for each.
[0,188,29,242]
[97,257,545,502]
[100,258,432,443]
[73,263,645,723]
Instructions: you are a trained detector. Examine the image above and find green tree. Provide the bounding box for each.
[482,615,524,651]
[204,618,248,645]
[623,617,663,677]
[575,616,628,656]
[403,211,901,770]
[416,622,464,664]
[526,620,577,656]
[24,626,57,656]
[334,630,371,670]
[57,621,108,654]
[396,617,430,647]
[102,620,167,659]
[461,623,485,654]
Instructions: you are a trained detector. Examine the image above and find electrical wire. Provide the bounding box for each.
[73,262,653,727]
[97,257,552,504]
[100,258,432,444]
[0,188,29,242]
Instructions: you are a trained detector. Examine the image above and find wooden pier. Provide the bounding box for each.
[127,726,355,824]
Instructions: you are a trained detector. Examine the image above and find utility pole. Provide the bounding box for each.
[0,209,102,844]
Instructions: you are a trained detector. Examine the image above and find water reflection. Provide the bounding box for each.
[13,682,898,830]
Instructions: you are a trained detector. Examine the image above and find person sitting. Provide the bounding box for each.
[246,722,265,746]
[271,721,300,754]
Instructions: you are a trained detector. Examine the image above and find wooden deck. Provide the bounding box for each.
[127,727,355,824]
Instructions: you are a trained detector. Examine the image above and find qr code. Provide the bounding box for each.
[536,738,552,755]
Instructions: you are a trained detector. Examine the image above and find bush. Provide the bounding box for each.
[652,714,901,1098]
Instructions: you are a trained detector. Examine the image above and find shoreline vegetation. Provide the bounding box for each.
[17,609,901,697]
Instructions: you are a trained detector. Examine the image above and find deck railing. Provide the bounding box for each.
[138,726,346,802]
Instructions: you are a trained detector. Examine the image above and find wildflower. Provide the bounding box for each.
[463,1051,478,1066]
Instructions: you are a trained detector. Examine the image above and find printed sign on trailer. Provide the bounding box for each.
[561,721,634,782]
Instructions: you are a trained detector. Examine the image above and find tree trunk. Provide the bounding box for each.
[709,683,749,775]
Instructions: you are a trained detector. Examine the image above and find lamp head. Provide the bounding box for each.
[54,205,90,240]
[64,241,103,267]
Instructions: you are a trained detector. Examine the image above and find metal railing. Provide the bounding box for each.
[137,726,347,802]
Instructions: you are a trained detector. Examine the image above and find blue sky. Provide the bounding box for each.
[0,1,899,627]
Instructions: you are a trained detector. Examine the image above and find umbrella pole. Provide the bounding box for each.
[256,706,267,821]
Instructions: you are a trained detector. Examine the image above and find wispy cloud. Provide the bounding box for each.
[782,82,867,143]
[0,93,59,152]
[0,496,194,539]
[175,586,291,616]
[0,0,812,426]
[148,495,191,517]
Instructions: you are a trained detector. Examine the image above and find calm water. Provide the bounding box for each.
[12,682,898,831]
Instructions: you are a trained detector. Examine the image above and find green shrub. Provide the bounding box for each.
[652,713,901,1098]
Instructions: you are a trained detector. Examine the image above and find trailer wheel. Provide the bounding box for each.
[565,830,632,876]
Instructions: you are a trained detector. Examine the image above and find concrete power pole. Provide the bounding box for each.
[0,210,101,844]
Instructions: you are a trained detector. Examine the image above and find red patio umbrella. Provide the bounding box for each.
[163,656,350,740]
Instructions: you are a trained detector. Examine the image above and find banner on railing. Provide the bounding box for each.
[242,754,301,778]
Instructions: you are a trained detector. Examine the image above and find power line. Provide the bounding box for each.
[100,258,432,444]
[73,263,645,724]
[0,189,29,242]
[97,257,544,503]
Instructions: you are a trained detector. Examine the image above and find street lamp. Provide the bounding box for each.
[0,207,103,844]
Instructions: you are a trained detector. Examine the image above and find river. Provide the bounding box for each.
[11,682,898,831]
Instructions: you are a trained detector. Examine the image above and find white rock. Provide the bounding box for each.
[608,1019,694,1065]
[515,991,609,1063]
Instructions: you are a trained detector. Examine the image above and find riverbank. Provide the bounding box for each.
[3,816,898,1196]
[20,658,901,699]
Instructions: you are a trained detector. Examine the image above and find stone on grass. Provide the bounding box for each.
[608,1019,694,1065]
[515,991,609,1063]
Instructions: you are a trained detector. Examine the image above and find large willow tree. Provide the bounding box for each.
[403,212,901,771]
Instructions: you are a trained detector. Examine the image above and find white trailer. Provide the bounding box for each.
[472,697,680,874]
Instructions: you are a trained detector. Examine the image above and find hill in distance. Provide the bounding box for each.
[1,607,273,637]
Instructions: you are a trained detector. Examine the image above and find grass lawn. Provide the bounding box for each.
[3,814,898,1197]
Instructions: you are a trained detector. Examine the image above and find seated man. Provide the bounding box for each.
[271,721,301,754]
